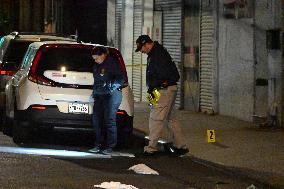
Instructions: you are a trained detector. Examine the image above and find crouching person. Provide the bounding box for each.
[89,46,124,155]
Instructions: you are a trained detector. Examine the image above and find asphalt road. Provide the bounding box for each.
[0,129,273,189]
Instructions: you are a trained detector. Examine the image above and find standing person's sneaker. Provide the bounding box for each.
[169,147,189,156]
[102,148,113,155]
[88,146,101,153]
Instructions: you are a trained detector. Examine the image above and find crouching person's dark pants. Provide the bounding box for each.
[92,90,122,148]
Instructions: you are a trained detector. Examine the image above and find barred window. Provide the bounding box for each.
[223,0,253,19]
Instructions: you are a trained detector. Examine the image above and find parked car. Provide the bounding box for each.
[5,41,134,144]
[0,32,75,130]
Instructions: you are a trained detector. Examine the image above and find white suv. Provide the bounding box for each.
[0,32,75,130]
[5,41,134,144]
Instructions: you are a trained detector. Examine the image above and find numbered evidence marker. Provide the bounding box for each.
[207,130,216,143]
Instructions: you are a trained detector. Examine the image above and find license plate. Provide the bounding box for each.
[68,103,89,114]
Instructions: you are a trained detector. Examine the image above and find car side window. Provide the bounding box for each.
[0,37,4,48]
[21,47,35,70]
[0,37,8,62]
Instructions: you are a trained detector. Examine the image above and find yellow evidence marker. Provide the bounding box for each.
[207,130,216,143]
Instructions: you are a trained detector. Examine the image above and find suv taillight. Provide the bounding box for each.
[28,49,55,86]
[28,75,55,86]
[0,70,16,76]
[0,64,17,76]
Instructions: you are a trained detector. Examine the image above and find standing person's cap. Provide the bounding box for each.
[135,35,152,52]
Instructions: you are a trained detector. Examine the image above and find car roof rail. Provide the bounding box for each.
[10,31,19,37]
[10,31,62,38]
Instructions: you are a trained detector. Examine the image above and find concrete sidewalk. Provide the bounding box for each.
[133,102,284,188]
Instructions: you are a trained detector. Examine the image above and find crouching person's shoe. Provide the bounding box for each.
[169,147,189,157]
[102,148,113,155]
[88,146,101,153]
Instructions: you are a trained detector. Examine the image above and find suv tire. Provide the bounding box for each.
[12,111,32,144]
[2,116,13,136]
[0,109,4,131]
[117,116,133,148]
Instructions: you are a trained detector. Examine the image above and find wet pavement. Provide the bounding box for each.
[0,101,283,188]
[0,129,271,189]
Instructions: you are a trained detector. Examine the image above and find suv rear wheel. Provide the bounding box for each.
[117,115,133,148]
[12,110,32,144]
[2,115,13,136]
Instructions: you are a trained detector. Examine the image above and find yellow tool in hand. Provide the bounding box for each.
[146,88,161,106]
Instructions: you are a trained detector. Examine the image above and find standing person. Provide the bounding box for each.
[89,46,124,154]
[135,35,189,156]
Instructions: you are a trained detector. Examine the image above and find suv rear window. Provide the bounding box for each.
[3,40,33,66]
[36,47,94,75]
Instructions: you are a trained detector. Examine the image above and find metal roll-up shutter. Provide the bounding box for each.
[199,0,215,113]
[132,0,143,101]
[154,0,183,108]
[115,0,122,50]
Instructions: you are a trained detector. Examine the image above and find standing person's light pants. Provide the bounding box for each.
[144,85,187,153]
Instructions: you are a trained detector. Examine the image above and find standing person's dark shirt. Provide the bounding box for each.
[146,41,180,91]
[92,56,124,95]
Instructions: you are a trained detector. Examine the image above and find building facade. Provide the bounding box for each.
[115,0,184,108]
[0,0,109,45]
[1,0,283,124]
[0,0,19,36]
[115,0,283,124]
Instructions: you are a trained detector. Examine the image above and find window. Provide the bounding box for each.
[0,37,7,61]
[0,37,4,47]
[223,0,253,19]
[21,47,35,70]
[36,47,94,75]
[3,40,33,66]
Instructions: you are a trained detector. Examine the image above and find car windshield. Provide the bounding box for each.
[36,47,94,75]
[3,40,33,66]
